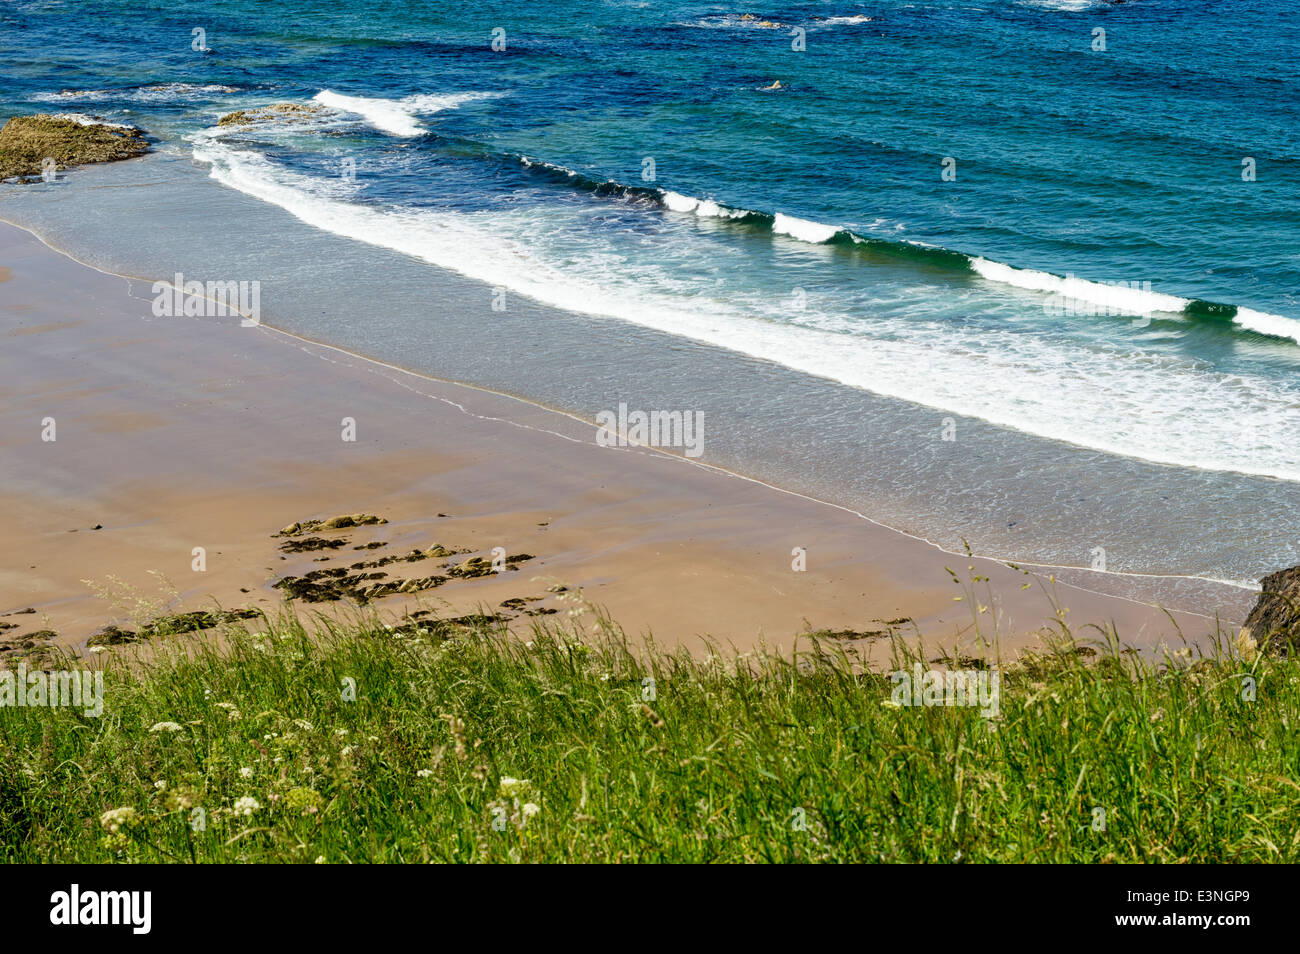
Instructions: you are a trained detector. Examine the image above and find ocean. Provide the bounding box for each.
[2,0,1297,616]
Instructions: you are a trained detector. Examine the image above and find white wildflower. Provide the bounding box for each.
[99,807,137,833]
[499,776,528,796]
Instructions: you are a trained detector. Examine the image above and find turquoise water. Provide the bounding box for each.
[1,0,1297,608]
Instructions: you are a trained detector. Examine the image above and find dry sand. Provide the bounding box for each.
[0,221,1229,666]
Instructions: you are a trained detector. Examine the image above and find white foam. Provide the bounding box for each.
[51,113,136,130]
[32,83,237,103]
[660,191,699,213]
[311,90,495,137]
[1234,307,1300,346]
[972,256,1300,342]
[972,256,1188,315]
[772,213,840,243]
[661,191,753,220]
[1017,0,1100,10]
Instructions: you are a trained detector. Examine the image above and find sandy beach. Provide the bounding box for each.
[0,220,1227,664]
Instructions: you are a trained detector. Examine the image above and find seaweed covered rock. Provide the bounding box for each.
[217,103,323,126]
[0,114,149,181]
[1240,566,1300,656]
[87,624,140,647]
[276,513,387,537]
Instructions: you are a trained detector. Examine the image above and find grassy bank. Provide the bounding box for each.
[0,604,1295,863]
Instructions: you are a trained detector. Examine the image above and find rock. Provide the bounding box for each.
[322,513,387,530]
[805,628,887,641]
[448,553,535,579]
[273,568,442,604]
[216,103,324,126]
[448,557,494,579]
[0,114,149,181]
[278,536,347,553]
[276,513,388,537]
[88,610,258,645]
[87,624,139,646]
[424,544,467,558]
[1240,566,1300,656]
[137,609,260,639]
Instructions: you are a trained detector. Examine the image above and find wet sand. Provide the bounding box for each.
[0,221,1231,665]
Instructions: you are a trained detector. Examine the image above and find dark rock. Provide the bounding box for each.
[137,609,260,639]
[87,624,140,646]
[448,553,534,579]
[278,536,347,553]
[806,628,887,641]
[1240,566,1300,655]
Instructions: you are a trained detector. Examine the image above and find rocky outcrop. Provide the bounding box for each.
[1240,566,1300,656]
[0,114,148,181]
[276,513,388,537]
[217,103,323,126]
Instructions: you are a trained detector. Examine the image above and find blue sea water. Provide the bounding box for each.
[1,0,1297,609]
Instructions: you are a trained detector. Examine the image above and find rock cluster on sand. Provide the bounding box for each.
[217,103,324,126]
[0,114,149,181]
[276,514,388,537]
[1240,566,1300,656]
[87,609,261,646]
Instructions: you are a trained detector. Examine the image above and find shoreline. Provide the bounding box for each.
[0,218,1241,663]
[2,214,1260,602]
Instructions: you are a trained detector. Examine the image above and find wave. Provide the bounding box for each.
[505,156,1300,344]
[676,13,876,30]
[31,83,239,103]
[676,14,789,30]
[660,190,755,219]
[1016,0,1106,11]
[772,212,841,243]
[814,15,878,25]
[311,90,497,137]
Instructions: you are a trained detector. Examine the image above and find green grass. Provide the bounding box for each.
[0,601,1296,863]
